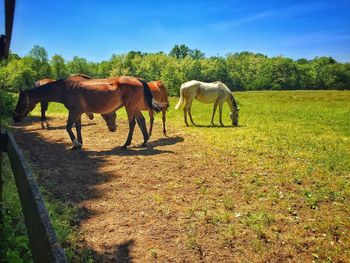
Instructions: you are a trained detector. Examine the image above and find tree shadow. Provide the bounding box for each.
[88,240,135,263]
[11,116,98,130]
[10,118,184,262]
[112,240,135,263]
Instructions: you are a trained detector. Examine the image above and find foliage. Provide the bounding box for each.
[0,156,32,263]
[0,89,16,115]
[0,45,349,93]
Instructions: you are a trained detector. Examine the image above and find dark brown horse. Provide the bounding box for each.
[35,77,55,129]
[13,76,160,150]
[35,75,95,129]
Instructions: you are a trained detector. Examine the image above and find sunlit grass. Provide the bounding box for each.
[26,90,350,261]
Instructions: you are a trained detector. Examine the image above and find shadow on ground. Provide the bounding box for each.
[11,116,184,262]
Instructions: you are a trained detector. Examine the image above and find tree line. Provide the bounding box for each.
[1,44,350,97]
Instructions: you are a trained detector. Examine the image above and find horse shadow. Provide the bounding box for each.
[186,123,245,128]
[46,122,97,131]
[83,136,184,157]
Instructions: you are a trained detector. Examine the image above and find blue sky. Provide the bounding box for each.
[1,0,350,62]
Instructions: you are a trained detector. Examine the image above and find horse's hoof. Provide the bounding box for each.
[120,145,127,150]
[71,145,81,151]
[140,143,148,148]
[41,121,47,129]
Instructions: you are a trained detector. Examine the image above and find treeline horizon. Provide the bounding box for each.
[1,44,350,96]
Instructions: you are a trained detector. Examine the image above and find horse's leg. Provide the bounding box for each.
[136,112,149,147]
[86,113,94,120]
[188,104,196,126]
[162,108,167,136]
[183,108,189,126]
[219,102,224,126]
[211,101,218,126]
[75,117,83,146]
[121,109,136,150]
[148,110,154,138]
[66,110,82,150]
[40,101,49,129]
[183,100,193,126]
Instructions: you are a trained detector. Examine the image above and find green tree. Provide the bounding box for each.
[66,56,93,76]
[27,45,51,79]
[5,57,36,91]
[169,44,191,59]
[190,49,205,60]
[50,54,67,79]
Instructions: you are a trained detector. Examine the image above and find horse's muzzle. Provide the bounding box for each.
[108,125,117,132]
[13,113,23,122]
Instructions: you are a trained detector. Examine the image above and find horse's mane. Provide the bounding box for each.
[230,93,238,109]
[69,74,93,80]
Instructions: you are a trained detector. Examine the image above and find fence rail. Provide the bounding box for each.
[0,128,67,263]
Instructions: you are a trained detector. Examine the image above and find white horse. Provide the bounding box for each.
[175,80,239,126]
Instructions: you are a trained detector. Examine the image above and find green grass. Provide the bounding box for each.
[4,90,350,261]
[167,90,350,261]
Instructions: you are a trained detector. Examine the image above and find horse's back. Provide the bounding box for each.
[35,78,55,87]
[148,80,169,103]
[192,80,230,103]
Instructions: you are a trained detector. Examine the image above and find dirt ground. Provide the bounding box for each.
[11,115,328,263]
[12,115,237,262]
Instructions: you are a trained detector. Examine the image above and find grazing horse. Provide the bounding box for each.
[175,80,239,126]
[35,75,95,129]
[35,78,55,129]
[13,76,161,150]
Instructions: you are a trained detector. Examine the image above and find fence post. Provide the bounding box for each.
[0,118,6,228]
[0,118,7,238]
[0,118,3,226]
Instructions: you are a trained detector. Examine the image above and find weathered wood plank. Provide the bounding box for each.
[6,132,67,263]
[0,125,6,226]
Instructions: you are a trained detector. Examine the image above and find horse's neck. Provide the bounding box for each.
[28,84,63,103]
[226,93,236,112]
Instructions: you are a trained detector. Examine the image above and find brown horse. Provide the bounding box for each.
[107,80,169,137]
[35,78,55,129]
[144,80,169,137]
[35,75,95,129]
[13,76,160,150]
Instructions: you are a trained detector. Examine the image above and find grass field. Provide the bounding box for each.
[4,90,350,262]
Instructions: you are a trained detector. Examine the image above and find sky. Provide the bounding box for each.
[1,0,350,62]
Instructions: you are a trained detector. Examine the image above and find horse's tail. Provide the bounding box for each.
[139,79,162,113]
[175,86,185,110]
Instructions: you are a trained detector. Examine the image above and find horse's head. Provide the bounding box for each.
[230,107,239,127]
[102,112,117,132]
[13,91,35,122]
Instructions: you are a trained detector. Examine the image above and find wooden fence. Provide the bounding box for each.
[0,127,67,263]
